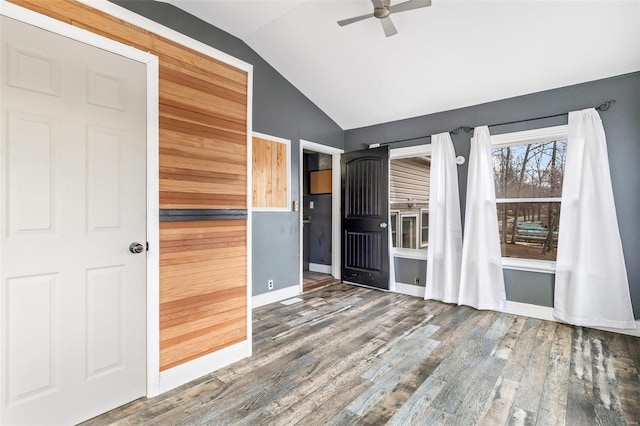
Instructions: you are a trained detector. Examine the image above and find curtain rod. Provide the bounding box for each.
[366,100,616,149]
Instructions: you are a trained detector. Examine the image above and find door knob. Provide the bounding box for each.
[379,222,388,229]
[129,242,145,254]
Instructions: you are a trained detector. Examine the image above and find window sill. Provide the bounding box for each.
[393,248,427,260]
[389,252,556,271]
[501,257,556,274]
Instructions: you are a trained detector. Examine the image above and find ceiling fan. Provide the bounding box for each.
[337,0,432,37]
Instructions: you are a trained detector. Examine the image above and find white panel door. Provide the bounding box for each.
[1,16,147,425]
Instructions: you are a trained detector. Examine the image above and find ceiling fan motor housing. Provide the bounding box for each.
[374,7,391,19]
[374,0,392,19]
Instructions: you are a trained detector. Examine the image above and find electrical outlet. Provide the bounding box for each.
[414,277,420,285]
[310,201,314,209]
[268,279,274,290]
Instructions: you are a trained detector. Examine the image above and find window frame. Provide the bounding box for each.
[390,210,399,248]
[420,208,429,248]
[489,125,568,273]
[399,212,419,249]
[389,145,431,260]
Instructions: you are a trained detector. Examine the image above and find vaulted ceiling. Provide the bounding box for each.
[164,0,640,130]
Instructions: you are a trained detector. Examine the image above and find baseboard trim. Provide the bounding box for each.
[394,283,425,298]
[252,285,300,308]
[309,263,332,274]
[504,301,555,322]
[504,301,640,337]
[382,290,640,337]
[155,340,250,396]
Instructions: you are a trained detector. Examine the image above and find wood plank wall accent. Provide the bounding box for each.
[8,0,250,371]
[252,135,287,208]
[160,220,246,370]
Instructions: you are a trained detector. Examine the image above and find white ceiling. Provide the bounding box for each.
[165,0,640,130]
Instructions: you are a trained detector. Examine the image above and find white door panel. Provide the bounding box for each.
[1,16,147,425]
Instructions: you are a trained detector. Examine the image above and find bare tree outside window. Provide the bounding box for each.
[492,140,567,261]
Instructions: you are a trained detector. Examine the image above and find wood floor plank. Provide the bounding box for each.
[589,329,627,425]
[428,314,513,416]
[566,327,597,426]
[81,284,640,426]
[386,377,446,426]
[502,316,543,382]
[442,316,514,423]
[360,324,439,382]
[612,333,640,424]
[477,376,520,426]
[493,315,527,359]
[358,306,486,425]
[536,323,572,426]
[346,338,440,416]
[508,320,556,424]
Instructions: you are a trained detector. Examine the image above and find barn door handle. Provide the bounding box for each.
[129,242,145,254]
[379,222,388,229]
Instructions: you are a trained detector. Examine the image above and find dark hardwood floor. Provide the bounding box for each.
[83,284,640,425]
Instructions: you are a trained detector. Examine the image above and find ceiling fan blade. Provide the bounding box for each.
[337,12,375,27]
[390,0,432,14]
[371,0,385,8]
[380,16,398,37]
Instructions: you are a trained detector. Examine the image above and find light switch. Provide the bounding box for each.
[310,201,314,209]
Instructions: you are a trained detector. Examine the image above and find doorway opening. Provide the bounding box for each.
[299,140,343,293]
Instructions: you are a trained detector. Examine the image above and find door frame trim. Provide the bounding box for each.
[299,140,344,293]
[0,0,161,400]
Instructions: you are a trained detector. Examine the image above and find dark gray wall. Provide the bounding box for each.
[394,258,427,287]
[345,72,640,318]
[111,1,344,296]
[303,153,332,266]
[504,270,554,307]
[304,194,332,265]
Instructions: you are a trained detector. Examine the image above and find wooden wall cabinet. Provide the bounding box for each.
[310,169,332,194]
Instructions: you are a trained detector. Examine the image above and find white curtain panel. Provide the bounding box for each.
[554,108,635,329]
[459,126,506,311]
[424,132,463,303]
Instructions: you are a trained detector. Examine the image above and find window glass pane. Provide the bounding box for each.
[497,202,560,261]
[390,212,398,248]
[390,155,430,251]
[492,140,567,199]
[421,211,429,246]
[401,216,417,249]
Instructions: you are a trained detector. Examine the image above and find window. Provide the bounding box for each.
[390,211,398,247]
[389,145,431,258]
[491,126,567,267]
[400,213,418,248]
[420,209,429,248]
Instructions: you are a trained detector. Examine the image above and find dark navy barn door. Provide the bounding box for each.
[342,147,389,290]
